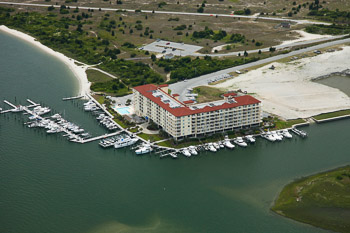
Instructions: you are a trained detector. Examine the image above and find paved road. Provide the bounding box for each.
[169,37,350,101]
[193,34,345,57]
[0,1,331,25]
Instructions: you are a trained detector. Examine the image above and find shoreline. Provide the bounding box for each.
[0,25,90,97]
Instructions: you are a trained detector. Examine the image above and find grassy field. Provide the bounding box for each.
[273,118,306,129]
[193,86,224,103]
[137,132,168,142]
[272,166,350,233]
[313,109,350,121]
[86,69,114,83]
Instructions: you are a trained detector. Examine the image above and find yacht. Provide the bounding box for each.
[263,132,276,142]
[181,148,192,157]
[234,137,247,147]
[281,129,292,139]
[245,135,256,143]
[213,143,220,150]
[135,143,153,154]
[114,136,139,149]
[188,146,198,155]
[208,143,217,152]
[271,131,283,141]
[223,136,235,149]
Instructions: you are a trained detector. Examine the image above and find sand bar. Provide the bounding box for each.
[0,25,90,97]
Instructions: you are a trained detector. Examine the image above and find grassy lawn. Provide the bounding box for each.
[137,133,168,142]
[86,69,114,83]
[193,86,224,103]
[92,95,105,105]
[313,109,350,121]
[272,166,350,233]
[273,118,306,129]
[129,127,139,133]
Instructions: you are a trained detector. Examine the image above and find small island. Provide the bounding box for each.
[272,166,350,233]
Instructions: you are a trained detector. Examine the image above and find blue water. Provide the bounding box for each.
[115,106,130,115]
[1,29,350,233]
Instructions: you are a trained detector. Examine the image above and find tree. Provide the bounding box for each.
[258,50,262,54]
[244,50,248,57]
[197,7,204,13]
[151,54,156,61]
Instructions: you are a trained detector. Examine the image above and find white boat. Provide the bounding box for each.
[245,135,256,143]
[51,113,62,119]
[223,138,235,149]
[281,129,292,139]
[170,153,178,159]
[208,143,217,152]
[271,131,282,141]
[182,148,191,157]
[213,143,220,150]
[135,144,153,154]
[263,132,276,142]
[188,146,198,155]
[114,136,139,149]
[234,137,247,147]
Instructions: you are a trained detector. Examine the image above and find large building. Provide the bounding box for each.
[133,84,262,140]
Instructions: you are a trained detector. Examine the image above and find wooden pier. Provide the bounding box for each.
[77,131,124,144]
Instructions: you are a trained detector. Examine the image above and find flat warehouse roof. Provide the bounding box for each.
[142,40,203,56]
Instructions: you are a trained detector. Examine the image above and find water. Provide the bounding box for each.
[1,30,350,233]
[315,75,350,97]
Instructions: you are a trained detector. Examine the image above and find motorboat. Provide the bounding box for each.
[181,148,191,157]
[135,143,153,154]
[281,129,292,139]
[271,131,282,141]
[234,137,247,147]
[188,146,198,155]
[263,132,276,142]
[223,137,235,149]
[208,143,217,152]
[114,136,139,149]
[213,143,220,150]
[245,135,256,143]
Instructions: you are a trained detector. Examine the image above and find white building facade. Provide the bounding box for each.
[133,84,262,140]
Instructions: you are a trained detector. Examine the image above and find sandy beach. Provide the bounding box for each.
[213,47,350,119]
[0,25,90,97]
[278,30,334,46]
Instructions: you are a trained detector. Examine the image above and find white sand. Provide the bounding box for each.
[0,25,90,97]
[279,30,333,46]
[214,47,350,119]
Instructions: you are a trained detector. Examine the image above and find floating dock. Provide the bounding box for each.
[62,95,85,101]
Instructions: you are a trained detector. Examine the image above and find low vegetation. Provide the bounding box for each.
[156,56,259,82]
[193,86,223,103]
[272,166,350,233]
[313,109,350,121]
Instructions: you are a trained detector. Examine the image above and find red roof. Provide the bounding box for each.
[133,84,260,117]
[223,92,238,97]
[158,84,168,88]
[172,94,180,97]
[183,100,194,104]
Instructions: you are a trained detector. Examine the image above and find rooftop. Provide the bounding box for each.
[133,84,260,117]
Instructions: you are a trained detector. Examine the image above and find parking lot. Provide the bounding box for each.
[141,40,203,57]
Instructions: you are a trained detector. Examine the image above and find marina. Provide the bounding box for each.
[0,97,309,158]
[1,27,349,233]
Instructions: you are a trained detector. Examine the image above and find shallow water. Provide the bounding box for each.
[315,75,350,97]
[1,30,350,233]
